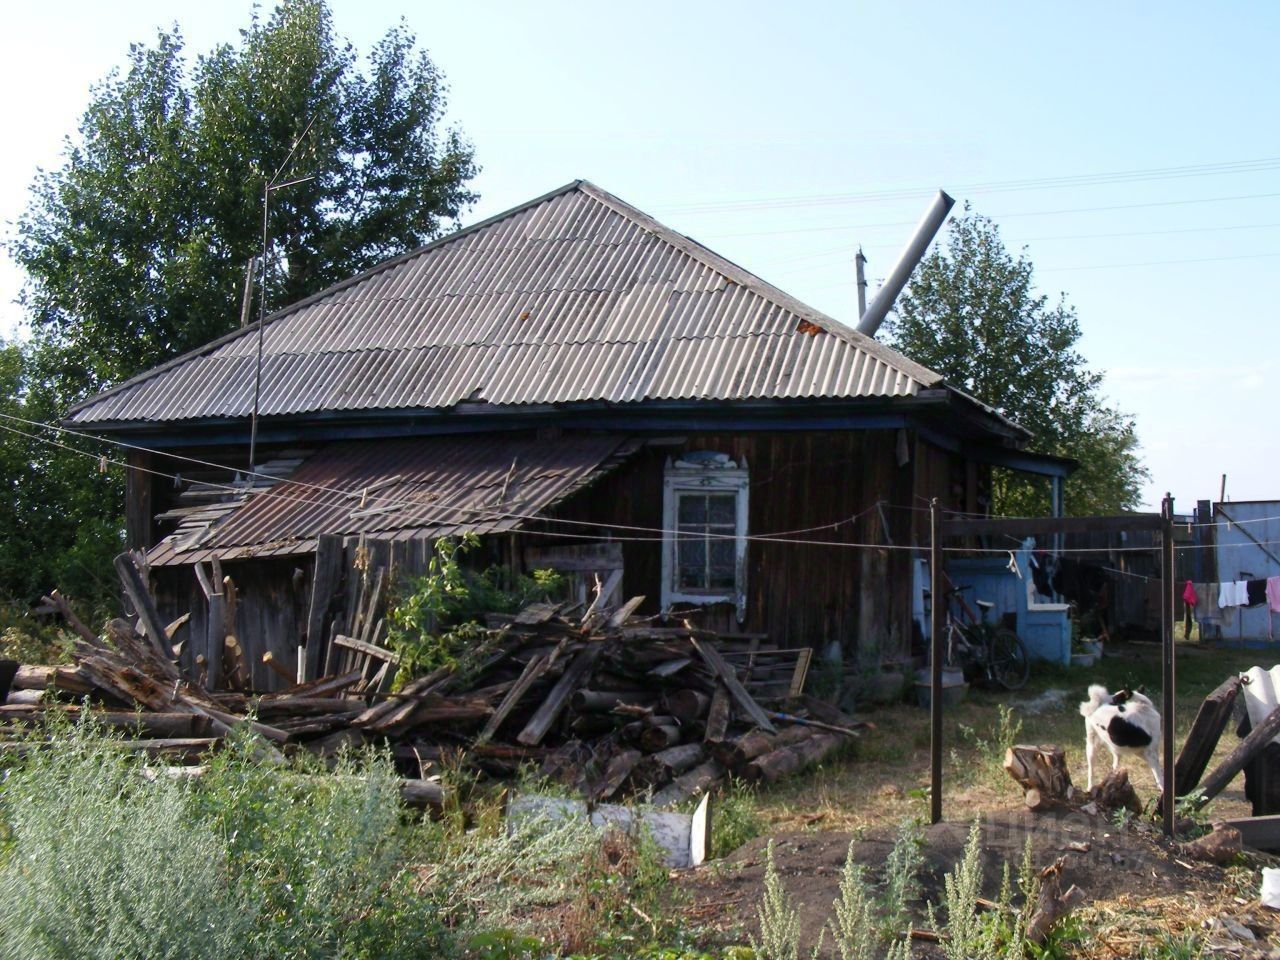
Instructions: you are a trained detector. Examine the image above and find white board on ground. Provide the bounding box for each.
[506,793,711,868]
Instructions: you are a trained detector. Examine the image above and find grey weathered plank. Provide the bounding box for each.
[690,637,775,733]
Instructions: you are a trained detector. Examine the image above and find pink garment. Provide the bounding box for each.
[1268,576,1280,614]
[1182,580,1198,607]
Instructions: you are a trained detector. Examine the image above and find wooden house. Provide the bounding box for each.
[67,181,1072,689]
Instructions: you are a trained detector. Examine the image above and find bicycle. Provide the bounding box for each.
[928,584,1030,690]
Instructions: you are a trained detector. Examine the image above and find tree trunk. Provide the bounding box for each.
[1004,744,1073,811]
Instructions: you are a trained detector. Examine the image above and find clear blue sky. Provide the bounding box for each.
[2,1,1277,511]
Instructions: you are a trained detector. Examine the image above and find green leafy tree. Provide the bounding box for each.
[885,208,1148,515]
[2,1,477,608]
[13,0,477,401]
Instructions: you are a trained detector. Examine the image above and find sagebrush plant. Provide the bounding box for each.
[711,778,765,858]
[751,841,802,960]
[929,820,992,960]
[827,842,909,960]
[878,817,926,940]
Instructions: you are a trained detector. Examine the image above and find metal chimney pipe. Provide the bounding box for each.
[855,189,955,337]
[854,248,868,320]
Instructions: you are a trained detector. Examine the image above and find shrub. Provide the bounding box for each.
[751,841,801,960]
[878,818,925,940]
[711,779,764,859]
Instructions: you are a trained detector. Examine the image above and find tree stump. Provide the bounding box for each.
[1091,769,1141,815]
[1026,858,1086,946]
[1005,744,1073,811]
[1181,824,1243,864]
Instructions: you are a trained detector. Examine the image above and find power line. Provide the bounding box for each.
[658,157,1280,215]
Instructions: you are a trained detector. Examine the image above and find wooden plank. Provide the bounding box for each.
[1194,704,1280,805]
[476,653,550,744]
[1220,813,1280,852]
[333,633,401,664]
[113,553,175,661]
[304,534,344,682]
[608,596,646,628]
[690,636,775,733]
[1174,676,1241,796]
[516,645,601,746]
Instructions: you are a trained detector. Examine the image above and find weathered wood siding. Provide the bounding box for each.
[538,430,919,664]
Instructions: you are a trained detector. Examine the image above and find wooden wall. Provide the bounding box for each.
[537,430,920,665]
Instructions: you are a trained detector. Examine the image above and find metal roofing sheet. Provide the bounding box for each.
[146,432,636,566]
[70,181,945,426]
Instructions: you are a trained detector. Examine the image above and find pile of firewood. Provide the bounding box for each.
[1,585,864,812]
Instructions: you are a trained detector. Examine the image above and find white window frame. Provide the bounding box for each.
[661,453,749,620]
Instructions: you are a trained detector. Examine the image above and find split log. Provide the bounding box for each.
[1180,824,1243,864]
[5,689,44,706]
[745,732,843,784]
[261,652,295,684]
[261,669,363,702]
[1025,858,1086,947]
[1091,769,1141,815]
[1004,744,1073,812]
[353,666,453,731]
[0,706,208,738]
[1193,703,1280,806]
[0,737,218,763]
[1175,676,1241,797]
[650,759,725,807]
[713,725,814,769]
[704,683,731,742]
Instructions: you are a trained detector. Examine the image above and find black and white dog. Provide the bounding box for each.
[1079,684,1162,791]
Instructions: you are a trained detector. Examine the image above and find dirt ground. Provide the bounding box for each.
[674,640,1280,958]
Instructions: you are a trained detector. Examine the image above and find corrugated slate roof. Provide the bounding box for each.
[146,432,637,566]
[69,180,944,426]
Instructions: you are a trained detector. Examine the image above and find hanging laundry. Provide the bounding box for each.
[1267,576,1280,614]
[1182,581,1199,607]
[1219,581,1249,607]
[1196,582,1223,625]
[1248,579,1269,608]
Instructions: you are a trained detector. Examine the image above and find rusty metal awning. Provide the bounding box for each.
[146,433,639,566]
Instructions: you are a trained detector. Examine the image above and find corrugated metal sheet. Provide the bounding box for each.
[146,432,637,566]
[70,181,943,426]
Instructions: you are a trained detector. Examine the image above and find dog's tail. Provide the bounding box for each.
[1079,684,1110,718]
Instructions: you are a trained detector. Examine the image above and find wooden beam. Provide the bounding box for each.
[1175,677,1241,797]
[304,534,344,682]
[690,636,775,734]
[516,645,601,746]
[113,553,175,661]
[1194,703,1280,806]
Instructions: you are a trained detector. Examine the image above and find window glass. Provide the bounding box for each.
[675,492,738,592]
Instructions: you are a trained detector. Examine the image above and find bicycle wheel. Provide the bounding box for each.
[989,628,1030,690]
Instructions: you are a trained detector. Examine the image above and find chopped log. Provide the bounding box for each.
[1181,824,1243,864]
[0,706,208,738]
[1025,858,1086,947]
[13,665,92,694]
[113,552,175,661]
[399,778,449,811]
[352,667,453,729]
[517,645,601,746]
[650,759,725,807]
[639,723,681,752]
[690,636,775,733]
[261,652,295,684]
[1194,703,1280,806]
[712,725,813,769]
[1091,769,1141,815]
[4,689,44,706]
[593,748,644,800]
[1176,676,1242,796]
[704,683,731,742]
[1004,744,1074,812]
[165,613,191,641]
[262,669,364,702]
[744,732,843,784]
[663,690,710,723]
[254,697,369,719]
[571,689,653,712]
[635,743,706,787]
